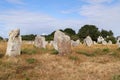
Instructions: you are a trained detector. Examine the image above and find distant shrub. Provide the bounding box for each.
[106,36,116,44]
[26,58,36,64]
[22,34,36,41]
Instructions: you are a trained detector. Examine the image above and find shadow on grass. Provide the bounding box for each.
[76,51,95,57]
[0,54,4,58]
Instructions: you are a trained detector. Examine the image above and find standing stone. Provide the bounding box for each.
[76,39,81,44]
[34,35,47,48]
[93,41,97,45]
[97,36,104,43]
[49,41,53,46]
[84,36,93,47]
[6,29,22,57]
[108,40,112,45]
[54,30,71,55]
[49,41,58,49]
[102,40,107,45]
[71,40,80,47]
[117,37,120,47]
[53,41,58,50]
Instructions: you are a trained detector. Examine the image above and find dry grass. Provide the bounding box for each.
[0,41,120,80]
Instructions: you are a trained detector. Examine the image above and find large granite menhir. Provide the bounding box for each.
[6,29,22,57]
[54,30,71,55]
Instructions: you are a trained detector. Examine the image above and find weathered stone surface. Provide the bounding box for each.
[102,40,107,45]
[54,30,71,55]
[34,35,47,48]
[6,29,22,57]
[117,37,120,47]
[93,41,97,45]
[49,41,53,46]
[71,40,80,47]
[84,36,93,47]
[108,40,112,45]
[76,39,81,44]
[49,41,58,50]
[97,36,104,43]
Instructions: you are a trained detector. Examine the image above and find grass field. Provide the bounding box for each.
[0,41,120,80]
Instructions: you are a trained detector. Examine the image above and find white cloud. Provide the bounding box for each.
[0,10,56,37]
[0,10,83,37]
[61,0,120,36]
[0,10,55,24]
[79,3,120,36]
[1,0,120,38]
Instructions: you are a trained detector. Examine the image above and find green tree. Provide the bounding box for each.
[64,28,76,36]
[22,34,36,41]
[78,24,100,41]
[0,36,3,40]
[45,31,55,41]
[45,29,64,41]
[106,36,116,44]
[63,28,79,40]
[109,30,113,36]
[100,29,113,38]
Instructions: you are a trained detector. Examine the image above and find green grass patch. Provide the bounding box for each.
[112,74,120,80]
[109,52,120,58]
[26,77,30,80]
[50,49,59,55]
[21,48,37,55]
[102,48,110,53]
[69,56,79,61]
[93,48,108,55]
[26,58,36,64]
[1,62,15,69]
[39,48,49,53]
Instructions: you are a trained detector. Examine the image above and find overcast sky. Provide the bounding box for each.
[0,0,120,38]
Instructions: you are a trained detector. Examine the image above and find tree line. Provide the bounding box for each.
[45,24,116,43]
[0,24,116,43]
